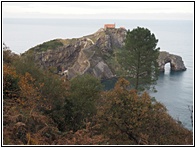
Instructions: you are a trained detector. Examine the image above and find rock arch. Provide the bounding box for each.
[158,51,187,72]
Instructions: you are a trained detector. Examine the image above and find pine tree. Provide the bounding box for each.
[118,27,160,90]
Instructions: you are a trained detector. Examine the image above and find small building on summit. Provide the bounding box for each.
[104,24,115,29]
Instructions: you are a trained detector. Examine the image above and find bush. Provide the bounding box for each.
[3,64,20,99]
[66,74,103,131]
[96,78,193,145]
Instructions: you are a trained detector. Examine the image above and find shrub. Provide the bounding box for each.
[3,64,20,99]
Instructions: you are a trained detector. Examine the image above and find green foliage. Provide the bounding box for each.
[45,74,102,132]
[41,74,68,107]
[3,74,20,99]
[117,27,160,91]
[13,53,43,79]
[67,74,103,131]
[40,74,69,131]
[70,74,102,101]
[3,47,19,64]
[30,39,64,52]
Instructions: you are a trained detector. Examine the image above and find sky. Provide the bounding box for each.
[2,1,194,20]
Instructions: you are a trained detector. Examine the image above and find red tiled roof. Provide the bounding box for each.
[104,24,115,28]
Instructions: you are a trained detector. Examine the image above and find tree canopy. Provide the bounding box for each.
[118,27,160,91]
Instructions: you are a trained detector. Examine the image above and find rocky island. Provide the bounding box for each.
[25,27,186,79]
[158,51,187,72]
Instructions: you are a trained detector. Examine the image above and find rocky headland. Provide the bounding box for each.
[158,51,187,72]
[25,27,186,79]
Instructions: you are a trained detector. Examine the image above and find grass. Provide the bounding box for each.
[29,39,64,52]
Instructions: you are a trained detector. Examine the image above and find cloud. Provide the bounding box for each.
[2,2,194,20]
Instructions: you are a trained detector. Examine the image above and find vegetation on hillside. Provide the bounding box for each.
[3,47,193,145]
[28,39,64,52]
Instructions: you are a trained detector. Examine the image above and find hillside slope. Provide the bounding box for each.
[25,27,127,79]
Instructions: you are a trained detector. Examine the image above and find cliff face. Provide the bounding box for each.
[27,28,127,79]
[26,28,186,79]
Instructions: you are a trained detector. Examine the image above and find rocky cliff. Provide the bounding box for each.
[158,51,187,72]
[25,28,186,79]
[26,28,126,79]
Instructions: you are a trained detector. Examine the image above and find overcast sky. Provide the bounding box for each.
[2,2,194,20]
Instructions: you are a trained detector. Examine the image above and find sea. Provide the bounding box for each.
[2,18,194,130]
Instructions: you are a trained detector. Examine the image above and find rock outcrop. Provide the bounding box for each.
[26,28,186,80]
[158,51,187,72]
[27,28,127,79]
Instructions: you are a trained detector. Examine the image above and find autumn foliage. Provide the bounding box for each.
[95,78,192,144]
[3,49,193,145]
